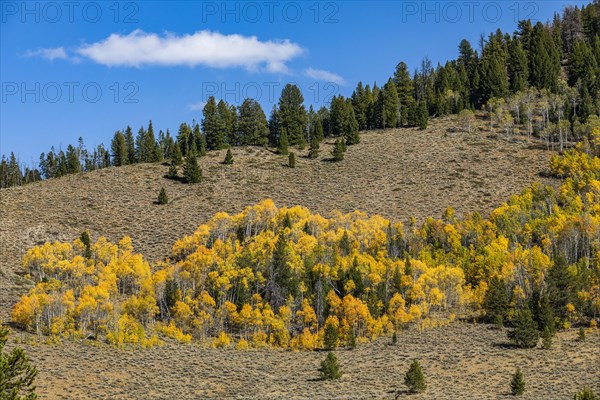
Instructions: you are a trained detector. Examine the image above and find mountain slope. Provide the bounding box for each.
[0,114,556,319]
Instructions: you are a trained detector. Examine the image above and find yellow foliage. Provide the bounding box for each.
[236,338,250,350]
[212,331,231,348]
[156,321,192,343]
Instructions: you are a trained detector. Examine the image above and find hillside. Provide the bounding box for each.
[11,322,599,399]
[0,114,556,320]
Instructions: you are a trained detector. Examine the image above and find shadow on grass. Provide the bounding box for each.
[491,341,521,349]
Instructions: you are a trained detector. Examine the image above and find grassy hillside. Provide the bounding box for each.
[3,322,594,400]
[0,114,556,321]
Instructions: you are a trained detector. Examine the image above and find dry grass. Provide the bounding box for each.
[6,323,599,399]
[1,114,575,399]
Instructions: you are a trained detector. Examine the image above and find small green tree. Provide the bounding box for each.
[171,144,183,166]
[404,359,426,393]
[319,352,342,380]
[183,152,202,184]
[198,133,207,156]
[577,327,586,342]
[331,139,344,161]
[223,148,234,165]
[288,152,296,168]
[574,388,598,400]
[510,368,525,396]
[167,164,178,179]
[0,324,38,399]
[278,128,289,155]
[483,277,508,325]
[157,187,169,205]
[391,331,397,345]
[308,139,319,159]
[508,308,539,348]
[323,322,338,350]
[80,231,92,259]
[348,328,356,349]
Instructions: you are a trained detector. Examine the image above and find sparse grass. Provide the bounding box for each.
[3,323,598,399]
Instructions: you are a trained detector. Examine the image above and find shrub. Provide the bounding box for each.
[236,338,250,350]
[577,327,586,342]
[319,352,342,380]
[541,327,553,349]
[167,164,178,179]
[510,368,525,396]
[212,331,230,348]
[288,152,296,168]
[404,359,426,393]
[574,388,598,400]
[157,187,169,205]
[223,148,234,165]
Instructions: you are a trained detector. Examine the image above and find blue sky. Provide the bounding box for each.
[1,1,584,165]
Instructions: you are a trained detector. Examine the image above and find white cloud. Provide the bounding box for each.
[25,47,68,61]
[72,29,304,72]
[188,101,207,111]
[305,67,345,85]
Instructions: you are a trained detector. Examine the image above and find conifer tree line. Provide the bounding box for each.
[3,2,600,189]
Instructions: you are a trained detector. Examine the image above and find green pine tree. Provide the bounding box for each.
[278,128,289,155]
[577,327,586,342]
[508,38,529,92]
[348,328,356,349]
[288,152,296,168]
[167,164,178,180]
[483,277,509,325]
[198,131,207,156]
[124,126,135,164]
[319,352,342,380]
[80,231,92,259]
[529,22,561,91]
[157,187,168,205]
[478,30,510,102]
[171,143,183,166]
[508,308,539,348]
[308,138,319,159]
[331,139,344,161]
[183,151,202,184]
[111,131,128,166]
[277,84,308,147]
[145,120,159,162]
[223,148,234,165]
[393,62,415,126]
[510,368,525,396]
[382,78,399,129]
[203,96,226,150]
[237,98,269,146]
[324,322,338,350]
[0,323,38,399]
[404,359,426,393]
